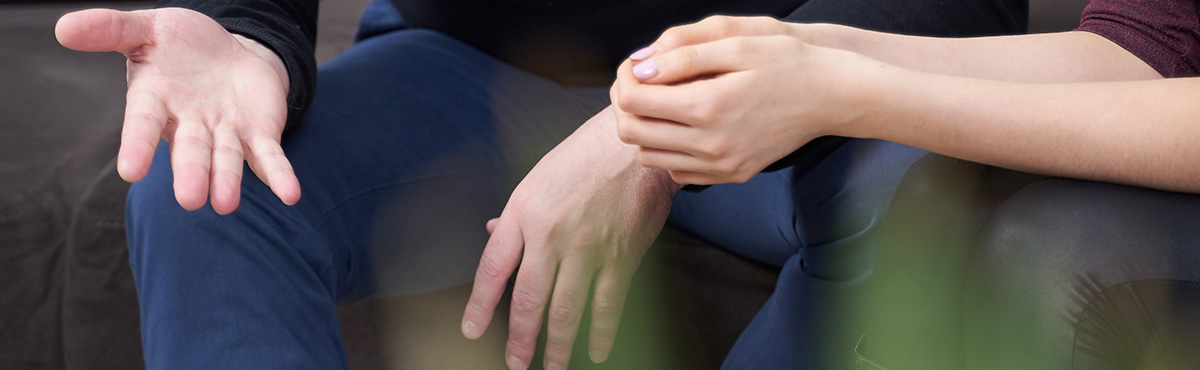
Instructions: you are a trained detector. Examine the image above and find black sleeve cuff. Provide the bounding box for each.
[157,0,319,131]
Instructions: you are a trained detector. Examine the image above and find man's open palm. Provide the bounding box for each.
[56,7,298,214]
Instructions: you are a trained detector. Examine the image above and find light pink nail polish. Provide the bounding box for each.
[633,60,659,79]
[629,46,655,61]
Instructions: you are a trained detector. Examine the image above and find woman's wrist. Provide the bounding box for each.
[820,50,904,141]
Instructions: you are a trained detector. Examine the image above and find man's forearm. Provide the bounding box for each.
[805,24,1161,83]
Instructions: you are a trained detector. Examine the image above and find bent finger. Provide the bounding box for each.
[638,16,784,58]
[55,9,153,54]
[463,218,524,339]
[630,38,753,84]
[615,115,697,154]
[543,257,597,370]
[613,62,703,121]
[635,147,710,174]
[169,116,212,210]
[506,254,558,370]
[245,136,300,205]
[667,170,723,186]
[117,90,167,182]
[209,123,244,214]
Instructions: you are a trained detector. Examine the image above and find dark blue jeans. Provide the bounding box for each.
[125,1,1025,369]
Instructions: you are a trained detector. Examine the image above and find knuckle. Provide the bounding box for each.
[710,15,734,34]
[548,303,579,326]
[173,135,212,151]
[615,122,639,143]
[678,47,701,71]
[591,296,623,319]
[659,26,684,45]
[712,158,740,176]
[696,137,728,158]
[124,111,165,129]
[510,288,545,315]
[549,303,576,326]
[614,89,638,111]
[691,98,722,124]
[213,143,244,158]
[475,255,510,283]
[509,332,537,349]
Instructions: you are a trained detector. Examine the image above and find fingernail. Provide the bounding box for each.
[633,60,659,79]
[507,354,528,370]
[590,349,609,363]
[545,361,563,370]
[461,319,481,339]
[629,46,656,61]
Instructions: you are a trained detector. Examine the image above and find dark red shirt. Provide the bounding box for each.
[1077,0,1200,77]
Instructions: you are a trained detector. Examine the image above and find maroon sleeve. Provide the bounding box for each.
[1076,0,1200,77]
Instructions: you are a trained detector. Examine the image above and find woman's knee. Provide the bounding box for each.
[965,179,1200,368]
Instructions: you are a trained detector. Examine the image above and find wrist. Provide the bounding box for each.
[820,50,901,140]
[233,34,289,92]
[846,59,911,141]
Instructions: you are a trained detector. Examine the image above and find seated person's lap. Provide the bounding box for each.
[126,27,608,369]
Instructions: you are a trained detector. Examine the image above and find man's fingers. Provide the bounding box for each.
[543,257,596,370]
[463,219,525,340]
[168,116,212,211]
[209,123,244,215]
[117,90,167,183]
[506,255,557,370]
[486,218,500,235]
[587,264,636,364]
[245,136,300,205]
[55,9,153,54]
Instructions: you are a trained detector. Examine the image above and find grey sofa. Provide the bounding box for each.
[0,1,1086,369]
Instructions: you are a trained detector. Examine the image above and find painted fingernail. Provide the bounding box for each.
[461,319,481,339]
[633,60,659,79]
[629,46,656,61]
[507,354,528,370]
[590,349,609,363]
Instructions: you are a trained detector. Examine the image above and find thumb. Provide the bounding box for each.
[485,218,499,234]
[56,8,153,54]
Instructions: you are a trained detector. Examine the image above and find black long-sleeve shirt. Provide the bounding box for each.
[155,0,1027,128]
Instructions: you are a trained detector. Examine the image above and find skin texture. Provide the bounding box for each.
[613,16,1200,193]
[462,108,680,370]
[56,8,298,214]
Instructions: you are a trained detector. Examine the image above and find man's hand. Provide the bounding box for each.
[611,16,881,185]
[461,107,680,370]
[56,8,298,214]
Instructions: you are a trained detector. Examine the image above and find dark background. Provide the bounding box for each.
[0,1,1087,369]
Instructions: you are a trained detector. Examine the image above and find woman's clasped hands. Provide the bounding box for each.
[612,16,889,185]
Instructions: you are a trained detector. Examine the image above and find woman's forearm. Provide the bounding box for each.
[803,24,1161,83]
[849,68,1200,192]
